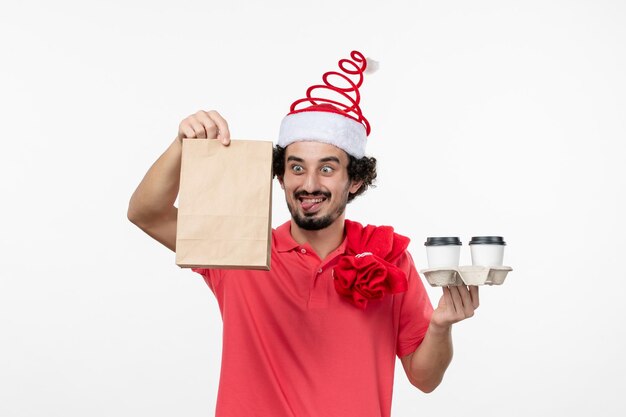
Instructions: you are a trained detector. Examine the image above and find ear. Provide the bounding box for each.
[348,179,363,194]
[278,176,285,190]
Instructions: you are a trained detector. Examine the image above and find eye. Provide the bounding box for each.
[290,164,304,173]
[320,165,334,174]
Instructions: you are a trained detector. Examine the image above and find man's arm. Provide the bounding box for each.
[127,110,230,251]
[400,285,479,393]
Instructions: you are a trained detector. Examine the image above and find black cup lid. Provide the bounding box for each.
[424,237,462,246]
[469,236,506,245]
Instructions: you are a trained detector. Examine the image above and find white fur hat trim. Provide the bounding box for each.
[278,111,367,158]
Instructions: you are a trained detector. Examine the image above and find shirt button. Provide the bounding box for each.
[300,248,307,254]
[318,268,323,273]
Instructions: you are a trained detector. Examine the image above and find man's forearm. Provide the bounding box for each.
[406,323,453,393]
[128,137,183,225]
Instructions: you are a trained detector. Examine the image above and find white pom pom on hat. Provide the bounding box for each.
[278,51,375,159]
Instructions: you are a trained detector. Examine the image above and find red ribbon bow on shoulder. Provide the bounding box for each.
[333,220,410,310]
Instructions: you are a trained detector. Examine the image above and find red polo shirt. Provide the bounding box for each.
[193,221,433,417]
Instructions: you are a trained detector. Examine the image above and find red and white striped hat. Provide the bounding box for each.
[278,51,372,158]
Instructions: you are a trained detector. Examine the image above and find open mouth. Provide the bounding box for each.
[298,195,328,213]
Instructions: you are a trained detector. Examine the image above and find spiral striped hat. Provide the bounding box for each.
[278,51,372,158]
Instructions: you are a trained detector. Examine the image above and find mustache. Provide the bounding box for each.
[294,190,331,199]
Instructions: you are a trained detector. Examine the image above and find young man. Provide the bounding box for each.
[128,51,478,417]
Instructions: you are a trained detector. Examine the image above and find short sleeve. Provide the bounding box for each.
[395,252,434,358]
[192,268,223,295]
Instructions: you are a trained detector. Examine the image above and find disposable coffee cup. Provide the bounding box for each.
[424,237,462,268]
[469,236,506,266]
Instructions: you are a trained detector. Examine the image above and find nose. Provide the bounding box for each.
[302,171,321,193]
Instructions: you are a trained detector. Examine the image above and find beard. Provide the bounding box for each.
[286,186,350,231]
[290,208,344,230]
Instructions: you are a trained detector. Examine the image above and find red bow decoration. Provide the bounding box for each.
[333,220,410,309]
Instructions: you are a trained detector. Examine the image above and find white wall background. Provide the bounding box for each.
[1,0,624,415]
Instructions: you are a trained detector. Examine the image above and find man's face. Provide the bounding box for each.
[280,141,362,231]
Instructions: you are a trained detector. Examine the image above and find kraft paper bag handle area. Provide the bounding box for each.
[175,139,273,270]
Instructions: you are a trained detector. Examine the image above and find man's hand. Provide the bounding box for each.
[177,110,231,145]
[430,285,479,331]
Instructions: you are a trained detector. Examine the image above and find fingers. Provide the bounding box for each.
[189,118,208,139]
[457,285,475,318]
[177,110,230,145]
[448,286,465,316]
[469,285,479,309]
[195,111,218,139]
[445,285,478,321]
[207,110,231,145]
[179,123,196,140]
[431,285,479,331]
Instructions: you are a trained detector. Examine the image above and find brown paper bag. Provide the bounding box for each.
[176,139,273,270]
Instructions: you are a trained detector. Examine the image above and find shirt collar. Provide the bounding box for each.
[274,221,300,252]
[274,220,349,255]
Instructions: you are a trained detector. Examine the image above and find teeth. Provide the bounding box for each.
[302,198,323,203]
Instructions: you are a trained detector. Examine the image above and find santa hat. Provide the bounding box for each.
[278,50,372,158]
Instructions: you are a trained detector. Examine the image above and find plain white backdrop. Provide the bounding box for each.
[1,0,625,415]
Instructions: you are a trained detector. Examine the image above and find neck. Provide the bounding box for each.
[290,215,346,260]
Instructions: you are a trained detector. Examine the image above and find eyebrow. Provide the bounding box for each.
[319,156,341,164]
[286,156,342,164]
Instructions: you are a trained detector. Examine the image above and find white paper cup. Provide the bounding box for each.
[469,236,506,266]
[425,237,462,268]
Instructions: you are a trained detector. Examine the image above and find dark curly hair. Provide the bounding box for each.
[272,145,377,202]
